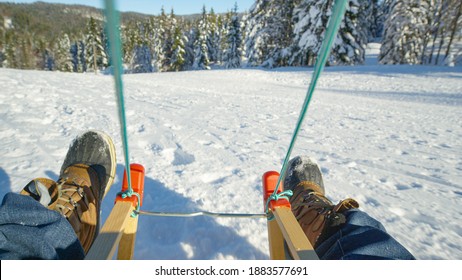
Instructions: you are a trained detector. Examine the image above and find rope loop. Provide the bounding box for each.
[265,190,293,221]
[117,190,141,217]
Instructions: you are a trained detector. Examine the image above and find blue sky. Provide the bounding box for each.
[0,0,256,15]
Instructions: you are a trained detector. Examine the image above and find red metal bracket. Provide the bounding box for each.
[115,163,145,207]
[262,171,291,212]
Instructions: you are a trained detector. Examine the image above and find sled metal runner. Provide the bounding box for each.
[92,0,348,260]
[137,210,266,219]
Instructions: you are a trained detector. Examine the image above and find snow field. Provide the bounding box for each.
[0,63,461,259]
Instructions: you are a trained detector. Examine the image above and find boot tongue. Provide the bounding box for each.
[23,179,52,207]
[36,181,52,206]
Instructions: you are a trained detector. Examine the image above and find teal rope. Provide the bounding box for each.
[104,0,140,216]
[119,190,141,218]
[265,190,293,221]
[103,0,346,219]
[266,0,348,219]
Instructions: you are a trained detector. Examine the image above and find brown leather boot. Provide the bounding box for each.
[56,164,103,252]
[21,164,102,253]
[21,131,116,253]
[283,156,359,248]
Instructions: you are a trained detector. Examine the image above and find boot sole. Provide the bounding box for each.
[60,130,117,200]
[97,131,117,199]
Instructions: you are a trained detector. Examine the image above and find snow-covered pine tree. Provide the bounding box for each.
[183,27,197,69]
[356,0,377,42]
[439,0,462,66]
[55,33,73,72]
[11,31,34,69]
[245,0,300,67]
[223,4,243,69]
[170,24,187,71]
[2,30,19,68]
[379,0,428,64]
[70,36,86,73]
[193,7,211,70]
[291,0,367,66]
[122,23,137,69]
[291,0,332,66]
[215,14,226,64]
[193,30,211,70]
[351,0,380,43]
[378,0,461,66]
[86,17,98,72]
[207,8,220,64]
[161,9,176,71]
[100,30,109,69]
[330,0,367,65]
[415,0,440,65]
[124,22,138,72]
[0,17,4,68]
[70,41,79,72]
[0,52,5,68]
[78,40,86,72]
[244,0,272,66]
[262,0,299,67]
[130,22,153,73]
[376,0,393,38]
[369,0,382,40]
[33,37,54,71]
[145,16,164,72]
[0,52,4,69]
[32,37,46,70]
[44,49,54,71]
[132,45,153,73]
[86,17,108,73]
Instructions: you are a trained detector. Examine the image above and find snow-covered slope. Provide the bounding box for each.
[1,62,461,259]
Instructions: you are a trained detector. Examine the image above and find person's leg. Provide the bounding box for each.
[283,156,415,260]
[316,209,415,259]
[0,193,84,260]
[0,131,116,259]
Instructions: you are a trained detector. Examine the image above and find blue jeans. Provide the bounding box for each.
[0,193,415,260]
[0,193,84,260]
[316,209,415,259]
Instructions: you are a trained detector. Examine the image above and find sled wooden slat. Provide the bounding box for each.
[117,212,139,260]
[85,201,134,260]
[115,163,145,260]
[266,217,286,259]
[86,164,145,260]
[273,207,318,260]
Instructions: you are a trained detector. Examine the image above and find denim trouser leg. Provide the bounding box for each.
[316,209,415,260]
[1,192,415,260]
[0,193,84,260]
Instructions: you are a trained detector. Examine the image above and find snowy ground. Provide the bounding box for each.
[1,45,461,259]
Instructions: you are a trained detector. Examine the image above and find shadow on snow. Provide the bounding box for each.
[101,164,268,260]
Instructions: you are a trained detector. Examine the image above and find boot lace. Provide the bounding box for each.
[294,190,346,225]
[55,178,86,218]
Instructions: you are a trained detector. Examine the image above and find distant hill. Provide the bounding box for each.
[0,1,167,39]
[0,1,224,71]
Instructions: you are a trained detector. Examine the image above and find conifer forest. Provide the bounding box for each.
[0,0,461,73]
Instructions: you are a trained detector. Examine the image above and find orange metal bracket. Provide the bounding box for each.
[262,171,287,259]
[262,171,291,212]
[115,163,145,207]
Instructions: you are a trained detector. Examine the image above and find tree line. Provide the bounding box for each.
[0,3,243,73]
[0,0,460,73]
